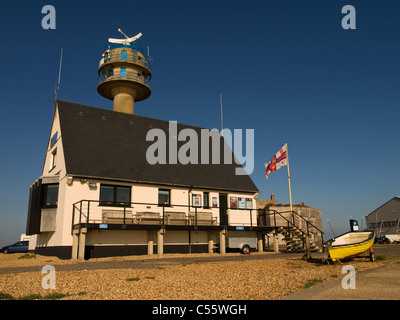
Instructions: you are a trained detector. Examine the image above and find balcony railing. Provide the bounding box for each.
[99,52,151,71]
[98,70,151,87]
[71,200,324,248]
[106,41,146,56]
[71,200,257,232]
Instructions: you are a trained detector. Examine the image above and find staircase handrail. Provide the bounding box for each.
[261,209,304,234]
[278,210,324,236]
[260,209,324,244]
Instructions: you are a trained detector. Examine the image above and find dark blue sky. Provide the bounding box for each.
[0,0,399,246]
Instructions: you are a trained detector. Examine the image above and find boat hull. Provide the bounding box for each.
[327,232,375,262]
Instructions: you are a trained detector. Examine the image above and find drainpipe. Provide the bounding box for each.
[188,185,193,253]
[188,185,193,210]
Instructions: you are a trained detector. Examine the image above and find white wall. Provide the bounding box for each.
[33,103,258,251]
[36,177,257,248]
[42,107,66,178]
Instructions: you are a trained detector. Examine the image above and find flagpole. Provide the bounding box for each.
[286,143,293,213]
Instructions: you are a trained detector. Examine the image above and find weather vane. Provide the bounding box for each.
[108,28,142,45]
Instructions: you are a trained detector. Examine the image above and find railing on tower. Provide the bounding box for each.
[98,70,151,86]
[99,51,151,71]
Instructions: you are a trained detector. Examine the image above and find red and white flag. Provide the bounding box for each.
[265,144,288,179]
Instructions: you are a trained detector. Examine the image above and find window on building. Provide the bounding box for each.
[203,192,210,209]
[121,50,127,61]
[158,189,171,206]
[43,184,59,208]
[120,67,126,79]
[100,185,131,206]
[50,148,57,171]
[50,132,58,148]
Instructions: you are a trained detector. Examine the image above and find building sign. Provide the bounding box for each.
[246,198,253,209]
[238,197,246,209]
[230,197,238,208]
[192,194,201,207]
[212,197,218,207]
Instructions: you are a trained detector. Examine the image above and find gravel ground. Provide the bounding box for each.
[0,252,386,300]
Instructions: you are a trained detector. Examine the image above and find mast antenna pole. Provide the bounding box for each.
[327,219,336,238]
[220,93,224,136]
[54,48,63,103]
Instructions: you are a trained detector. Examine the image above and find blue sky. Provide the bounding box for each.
[0,0,399,247]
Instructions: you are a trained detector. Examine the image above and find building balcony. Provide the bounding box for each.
[71,200,261,232]
[98,70,151,88]
[99,51,151,72]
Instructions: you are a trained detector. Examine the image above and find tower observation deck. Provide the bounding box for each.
[97,31,152,115]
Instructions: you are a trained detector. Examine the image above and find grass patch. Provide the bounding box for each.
[0,292,15,300]
[1,291,85,300]
[304,278,323,288]
[18,293,72,300]
[144,276,155,280]
[43,293,71,300]
[375,255,386,261]
[18,294,43,300]
[18,254,36,260]
[126,277,140,282]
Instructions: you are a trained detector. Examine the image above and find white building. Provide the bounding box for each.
[25,33,268,259]
[26,101,266,259]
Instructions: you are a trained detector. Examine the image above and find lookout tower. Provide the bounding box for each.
[97,29,152,115]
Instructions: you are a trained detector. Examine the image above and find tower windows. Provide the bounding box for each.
[121,50,127,61]
[120,67,126,79]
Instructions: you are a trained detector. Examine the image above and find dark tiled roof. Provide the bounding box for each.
[57,101,259,193]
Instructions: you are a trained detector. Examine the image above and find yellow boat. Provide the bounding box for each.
[325,231,375,263]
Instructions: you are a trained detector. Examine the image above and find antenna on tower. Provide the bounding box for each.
[54,48,63,104]
[118,28,129,39]
[220,93,224,136]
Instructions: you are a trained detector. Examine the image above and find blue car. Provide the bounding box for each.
[0,241,29,254]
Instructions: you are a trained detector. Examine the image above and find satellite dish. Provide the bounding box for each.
[108,29,142,45]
